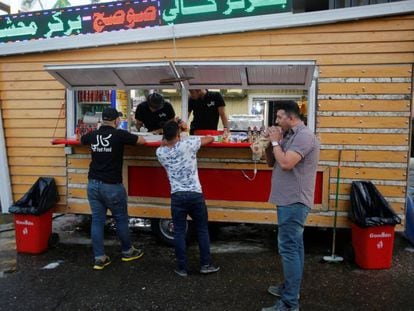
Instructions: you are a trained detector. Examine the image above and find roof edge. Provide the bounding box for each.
[1,0,414,57]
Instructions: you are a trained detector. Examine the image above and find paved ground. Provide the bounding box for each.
[0,214,414,311]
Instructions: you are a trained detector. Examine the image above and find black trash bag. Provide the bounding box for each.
[9,177,59,215]
[349,181,401,227]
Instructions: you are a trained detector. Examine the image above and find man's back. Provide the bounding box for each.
[156,137,202,193]
[81,126,138,184]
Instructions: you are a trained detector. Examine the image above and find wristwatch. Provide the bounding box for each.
[271,141,279,147]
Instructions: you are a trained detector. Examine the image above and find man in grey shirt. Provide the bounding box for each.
[261,101,320,311]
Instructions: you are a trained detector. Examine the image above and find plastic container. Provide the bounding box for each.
[118,120,128,130]
[351,223,395,269]
[14,211,52,254]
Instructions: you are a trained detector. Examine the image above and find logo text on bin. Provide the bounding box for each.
[369,232,392,238]
[16,220,34,226]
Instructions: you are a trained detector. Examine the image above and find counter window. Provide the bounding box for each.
[68,88,315,138]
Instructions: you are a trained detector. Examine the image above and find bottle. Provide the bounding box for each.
[259,126,265,139]
[222,129,228,143]
[76,127,80,141]
[247,126,253,143]
[252,126,258,142]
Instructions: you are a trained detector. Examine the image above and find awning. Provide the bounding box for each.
[45,60,316,90]
[175,61,315,90]
[45,62,179,89]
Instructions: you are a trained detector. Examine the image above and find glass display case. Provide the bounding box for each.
[75,90,112,137]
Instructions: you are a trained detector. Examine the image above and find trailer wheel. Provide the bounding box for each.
[151,218,185,246]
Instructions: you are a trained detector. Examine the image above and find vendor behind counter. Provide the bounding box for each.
[188,89,229,135]
[135,93,175,134]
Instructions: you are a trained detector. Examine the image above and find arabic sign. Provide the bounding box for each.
[0,0,291,44]
[0,0,160,43]
[161,0,290,24]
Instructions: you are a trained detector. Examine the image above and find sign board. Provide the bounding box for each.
[0,0,290,43]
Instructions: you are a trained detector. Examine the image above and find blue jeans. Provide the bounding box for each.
[171,191,211,271]
[87,179,131,259]
[277,203,310,308]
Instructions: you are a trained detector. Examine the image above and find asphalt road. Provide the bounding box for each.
[0,217,414,311]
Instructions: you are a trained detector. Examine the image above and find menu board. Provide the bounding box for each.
[0,0,290,43]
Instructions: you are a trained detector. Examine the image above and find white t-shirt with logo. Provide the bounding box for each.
[156,136,202,194]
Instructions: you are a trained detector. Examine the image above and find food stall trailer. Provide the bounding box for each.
[0,0,412,240]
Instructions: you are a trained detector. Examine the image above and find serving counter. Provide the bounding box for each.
[54,138,331,227]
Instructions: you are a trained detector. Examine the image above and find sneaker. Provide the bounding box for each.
[93,256,111,270]
[200,264,220,274]
[268,284,283,297]
[261,300,299,311]
[174,269,188,277]
[268,284,300,299]
[122,247,144,262]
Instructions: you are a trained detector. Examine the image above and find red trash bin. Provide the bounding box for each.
[351,223,395,269]
[14,211,52,254]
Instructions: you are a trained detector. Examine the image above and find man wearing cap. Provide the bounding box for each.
[135,92,176,134]
[188,89,229,135]
[81,107,146,270]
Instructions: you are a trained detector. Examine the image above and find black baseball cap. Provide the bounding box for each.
[102,107,122,121]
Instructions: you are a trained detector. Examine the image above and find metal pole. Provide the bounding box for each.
[322,148,344,262]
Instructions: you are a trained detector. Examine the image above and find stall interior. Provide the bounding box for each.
[74,88,308,142]
[46,61,316,142]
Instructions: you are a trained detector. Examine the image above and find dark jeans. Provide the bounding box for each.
[87,179,131,259]
[171,191,211,271]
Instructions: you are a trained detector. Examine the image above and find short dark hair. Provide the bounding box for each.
[147,92,164,110]
[163,121,179,141]
[279,100,300,119]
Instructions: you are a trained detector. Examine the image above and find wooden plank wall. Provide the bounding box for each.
[318,64,411,225]
[0,63,67,205]
[0,14,413,225]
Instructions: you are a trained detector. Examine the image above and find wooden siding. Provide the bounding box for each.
[1,13,413,226]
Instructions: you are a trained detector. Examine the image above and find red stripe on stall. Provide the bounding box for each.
[128,166,323,204]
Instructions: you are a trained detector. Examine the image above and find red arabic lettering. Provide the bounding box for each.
[93,9,125,33]
[144,6,157,21]
[126,6,157,29]
[93,6,157,33]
